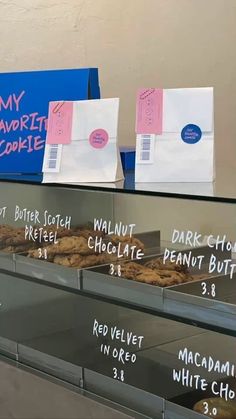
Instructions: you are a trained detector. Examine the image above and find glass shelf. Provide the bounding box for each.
[1,168,236,202]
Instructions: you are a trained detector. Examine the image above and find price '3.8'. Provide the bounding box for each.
[201,282,216,298]
[113,367,125,382]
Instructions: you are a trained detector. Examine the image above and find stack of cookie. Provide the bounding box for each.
[28,234,114,268]
[27,229,145,269]
[119,257,209,287]
[193,398,236,418]
[109,234,144,250]
[0,224,78,254]
[0,222,146,270]
[0,225,34,253]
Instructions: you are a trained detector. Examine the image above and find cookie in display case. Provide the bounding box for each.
[0,178,236,419]
[0,181,162,291]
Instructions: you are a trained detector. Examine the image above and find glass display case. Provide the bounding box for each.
[0,178,236,419]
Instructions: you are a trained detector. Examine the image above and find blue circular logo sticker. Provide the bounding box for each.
[181,124,202,144]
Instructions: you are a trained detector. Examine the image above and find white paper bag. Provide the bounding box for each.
[135,88,214,183]
[42,98,124,183]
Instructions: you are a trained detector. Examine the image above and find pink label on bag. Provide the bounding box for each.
[46,101,73,144]
[135,88,163,134]
[89,129,109,149]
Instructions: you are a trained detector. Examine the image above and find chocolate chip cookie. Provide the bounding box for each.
[120,261,145,279]
[110,235,144,251]
[145,257,187,273]
[38,236,94,257]
[53,253,111,268]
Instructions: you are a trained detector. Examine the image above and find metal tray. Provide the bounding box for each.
[18,344,83,387]
[84,368,164,419]
[0,336,18,360]
[134,230,161,255]
[82,253,164,311]
[137,331,236,400]
[13,231,160,291]
[15,254,81,290]
[164,401,206,419]
[0,251,15,273]
[82,243,229,312]
[164,376,236,419]
[164,274,236,331]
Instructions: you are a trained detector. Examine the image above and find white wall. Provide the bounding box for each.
[0,0,235,173]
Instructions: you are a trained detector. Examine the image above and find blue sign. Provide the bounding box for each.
[181,124,202,144]
[0,68,100,175]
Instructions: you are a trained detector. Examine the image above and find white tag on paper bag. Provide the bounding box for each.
[135,87,214,183]
[42,98,124,183]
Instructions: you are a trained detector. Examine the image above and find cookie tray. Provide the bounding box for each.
[13,230,161,291]
[164,273,236,331]
[136,330,236,418]
[83,369,164,419]
[82,253,164,311]
[164,401,206,419]
[82,244,231,312]
[164,376,235,419]
[14,254,81,290]
[0,251,15,272]
[18,344,83,387]
[133,229,161,255]
[0,336,18,360]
